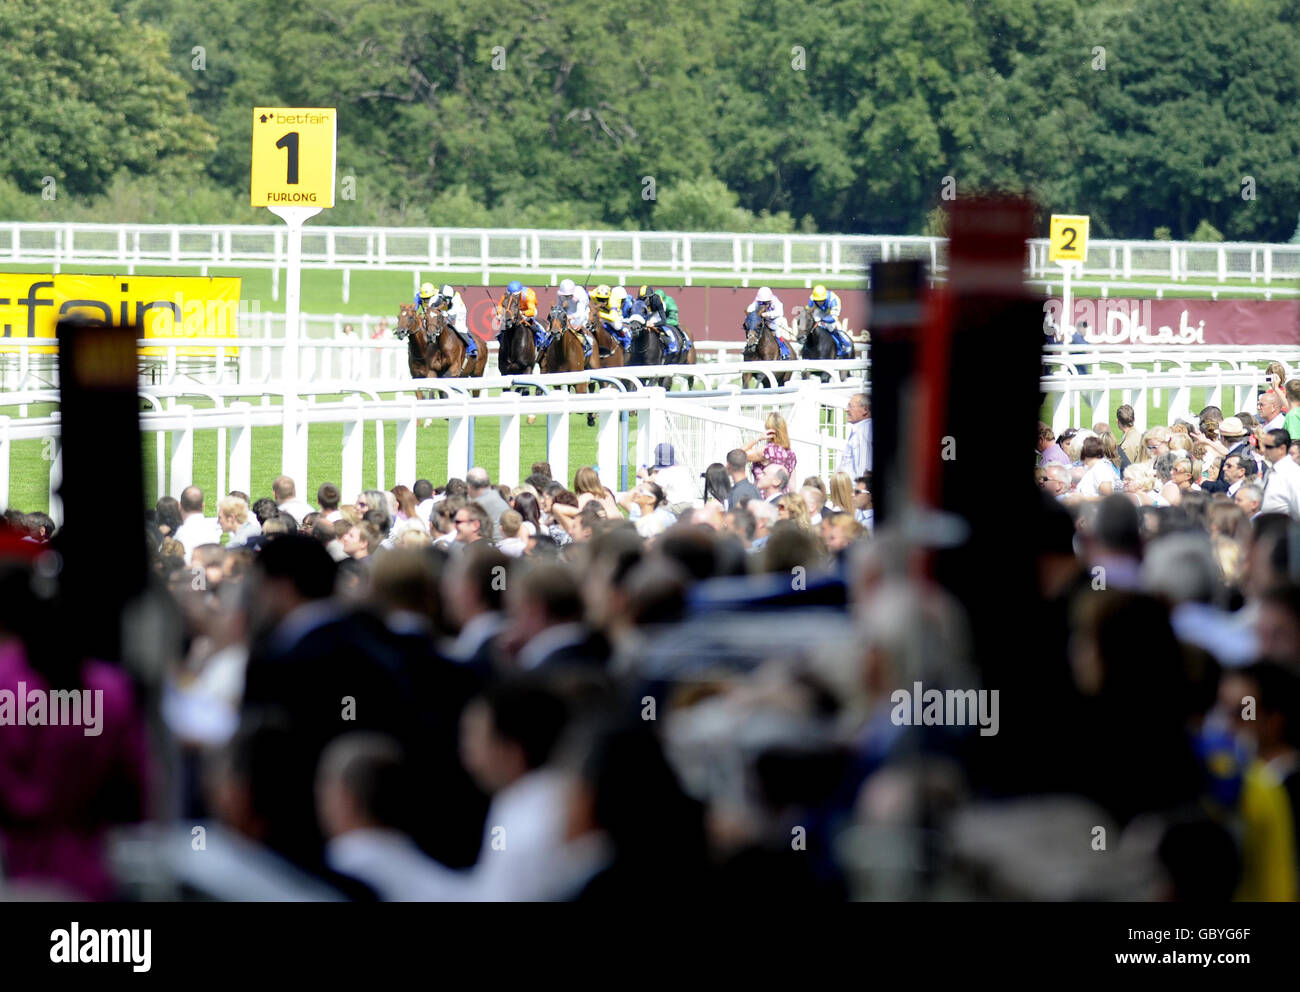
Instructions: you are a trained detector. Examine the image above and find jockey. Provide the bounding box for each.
[413,281,437,313]
[588,284,630,351]
[638,285,684,356]
[497,279,548,349]
[556,278,592,358]
[745,286,793,359]
[432,283,477,356]
[609,286,629,323]
[808,284,854,357]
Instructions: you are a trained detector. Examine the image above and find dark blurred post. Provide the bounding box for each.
[866,259,928,527]
[56,317,147,662]
[907,198,1049,801]
[926,197,1042,690]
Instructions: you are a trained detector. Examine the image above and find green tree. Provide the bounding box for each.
[0,0,214,196]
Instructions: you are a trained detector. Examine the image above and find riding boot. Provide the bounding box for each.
[456,328,477,357]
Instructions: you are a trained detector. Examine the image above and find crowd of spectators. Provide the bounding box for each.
[5,375,1300,902]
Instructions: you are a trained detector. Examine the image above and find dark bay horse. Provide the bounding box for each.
[626,318,696,389]
[497,293,537,376]
[792,305,838,383]
[741,311,792,388]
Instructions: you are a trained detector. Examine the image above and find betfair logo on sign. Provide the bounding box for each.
[269,111,332,126]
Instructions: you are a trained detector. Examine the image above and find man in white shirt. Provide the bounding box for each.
[1258,429,1300,519]
[173,486,223,564]
[837,393,872,478]
[273,475,316,526]
[647,443,697,508]
[1258,391,1287,432]
[413,479,436,524]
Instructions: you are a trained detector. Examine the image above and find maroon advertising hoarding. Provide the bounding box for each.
[461,284,1299,346]
[1045,298,1300,347]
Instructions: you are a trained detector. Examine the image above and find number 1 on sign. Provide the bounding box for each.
[276,132,300,184]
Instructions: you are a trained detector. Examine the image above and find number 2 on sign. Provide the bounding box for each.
[1060,227,1076,252]
[276,132,300,184]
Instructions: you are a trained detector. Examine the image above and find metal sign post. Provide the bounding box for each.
[268,204,321,491]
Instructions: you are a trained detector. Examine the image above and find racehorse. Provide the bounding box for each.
[791,305,839,383]
[427,306,488,388]
[395,302,432,399]
[625,318,696,389]
[580,308,626,425]
[496,293,537,377]
[585,308,625,370]
[540,302,594,416]
[741,310,792,388]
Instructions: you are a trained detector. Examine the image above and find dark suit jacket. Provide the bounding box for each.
[242,607,432,873]
[727,480,762,510]
[531,626,612,674]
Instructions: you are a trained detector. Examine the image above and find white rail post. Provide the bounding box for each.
[546,398,569,488]
[341,395,364,501]
[395,402,418,487]
[597,404,618,486]
[228,402,253,497]
[48,442,63,527]
[447,406,471,482]
[499,397,521,487]
[170,405,195,495]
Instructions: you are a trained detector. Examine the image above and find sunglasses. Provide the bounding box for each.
[1263,443,1284,450]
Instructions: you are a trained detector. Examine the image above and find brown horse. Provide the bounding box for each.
[581,308,626,424]
[395,303,432,398]
[426,306,488,384]
[540,302,595,418]
[741,311,792,389]
[585,308,625,370]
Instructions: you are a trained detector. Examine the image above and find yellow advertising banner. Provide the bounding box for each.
[0,274,242,356]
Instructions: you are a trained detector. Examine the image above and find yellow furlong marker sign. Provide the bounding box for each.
[0,274,242,356]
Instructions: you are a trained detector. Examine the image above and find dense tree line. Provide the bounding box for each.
[1,0,1297,240]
